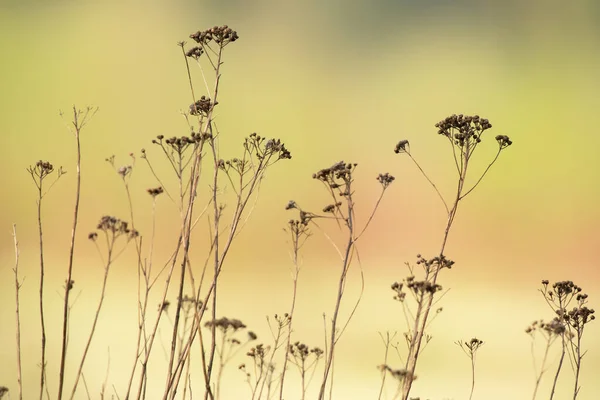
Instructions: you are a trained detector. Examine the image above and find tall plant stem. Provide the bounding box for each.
[57,106,85,400]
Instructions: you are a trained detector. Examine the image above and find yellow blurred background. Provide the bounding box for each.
[1,0,599,399]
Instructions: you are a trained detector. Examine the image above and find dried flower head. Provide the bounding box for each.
[186,46,204,59]
[93,216,139,241]
[147,186,164,197]
[190,96,217,116]
[205,317,247,333]
[377,172,395,188]
[394,140,410,154]
[190,25,239,46]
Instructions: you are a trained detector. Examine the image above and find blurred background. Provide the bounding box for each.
[1,0,599,399]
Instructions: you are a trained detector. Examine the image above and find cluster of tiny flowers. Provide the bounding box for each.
[391,281,406,302]
[189,96,218,117]
[117,165,132,178]
[244,132,292,161]
[377,172,395,188]
[289,341,324,361]
[435,114,499,148]
[394,139,410,154]
[544,280,582,299]
[88,216,138,241]
[323,202,342,213]
[416,254,455,272]
[495,134,512,149]
[246,343,269,360]
[147,186,164,197]
[189,25,239,46]
[218,157,248,174]
[313,161,357,198]
[205,317,247,332]
[287,219,310,240]
[406,275,443,295]
[566,306,596,327]
[458,337,484,353]
[152,132,209,154]
[31,160,55,177]
[526,318,567,336]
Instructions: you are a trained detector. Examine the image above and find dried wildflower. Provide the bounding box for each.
[205,317,247,333]
[289,341,324,362]
[186,46,204,59]
[118,165,132,178]
[456,337,484,353]
[285,200,297,210]
[377,172,395,188]
[28,159,65,190]
[244,132,292,161]
[93,216,139,241]
[189,96,217,116]
[190,25,239,46]
[495,134,513,149]
[248,331,258,341]
[147,186,164,197]
[323,204,336,213]
[88,232,98,241]
[0,387,8,399]
[434,114,502,151]
[247,343,269,359]
[391,281,406,302]
[394,140,410,154]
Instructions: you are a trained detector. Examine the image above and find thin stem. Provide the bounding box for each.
[57,106,89,400]
[407,152,449,215]
[13,224,23,400]
[36,181,48,400]
[68,241,116,399]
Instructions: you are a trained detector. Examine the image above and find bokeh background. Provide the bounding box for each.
[1,0,599,399]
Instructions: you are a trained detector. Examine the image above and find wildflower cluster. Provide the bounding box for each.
[146,186,164,197]
[313,161,356,196]
[525,318,566,338]
[456,337,484,354]
[28,160,56,180]
[27,159,65,191]
[205,317,248,333]
[88,216,139,242]
[377,172,395,188]
[244,132,292,161]
[189,96,218,117]
[152,132,208,154]
[394,139,410,154]
[190,25,239,46]
[289,342,324,362]
[435,114,492,147]
[415,254,455,272]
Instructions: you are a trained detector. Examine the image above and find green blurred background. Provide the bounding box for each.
[1,0,599,399]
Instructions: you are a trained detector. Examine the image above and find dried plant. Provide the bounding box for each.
[57,105,98,400]
[537,280,595,400]
[390,114,512,400]
[526,318,565,400]
[287,160,394,400]
[27,159,64,400]
[456,337,484,400]
[288,341,324,400]
[278,219,311,399]
[7,22,599,400]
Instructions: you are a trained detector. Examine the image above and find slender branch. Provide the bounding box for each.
[12,224,23,400]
